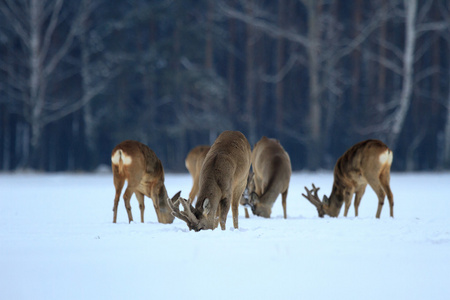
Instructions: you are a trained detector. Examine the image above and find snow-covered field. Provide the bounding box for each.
[1,171,449,299]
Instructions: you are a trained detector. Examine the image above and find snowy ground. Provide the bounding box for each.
[1,171,449,300]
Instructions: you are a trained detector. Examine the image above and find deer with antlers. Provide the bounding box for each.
[185,145,210,202]
[111,140,179,224]
[167,131,251,231]
[241,136,291,218]
[302,139,394,218]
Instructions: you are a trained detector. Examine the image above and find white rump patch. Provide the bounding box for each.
[111,150,132,165]
[379,149,393,165]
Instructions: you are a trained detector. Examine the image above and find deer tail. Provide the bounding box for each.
[118,150,124,174]
[112,149,125,174]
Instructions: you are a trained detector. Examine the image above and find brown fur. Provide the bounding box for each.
[111,140,176,224]
[169,131,251,231]
[246,136,292,218]
[185,145,211,202]
[303,139,394,218]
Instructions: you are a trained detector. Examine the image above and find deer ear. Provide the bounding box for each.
[171,191,181,202]
[323,195,329,205]
[203,198,211,216]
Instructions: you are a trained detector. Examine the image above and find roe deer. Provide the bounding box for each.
[185,145,210,202]
[167,131,251,231]
[241,136,291,218]
[302,139,394,218]
[111,140,178,224]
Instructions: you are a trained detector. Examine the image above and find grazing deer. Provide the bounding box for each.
[302,139,394,218]
[111,140,178,224]
[185,145,210,202]
[167,131,251,231]
[241,137,292,218]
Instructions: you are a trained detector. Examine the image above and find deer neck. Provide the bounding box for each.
[324,184,345,217]
[156,185,175,223]
[157,184,169,207]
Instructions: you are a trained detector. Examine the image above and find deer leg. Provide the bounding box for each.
[368,181,386,219]
[218,199,231,230]
[343,188,355,217]
[343,197,351,217]
[112,176,125,223]
[123,187,134,223]
[189,178,199,203]
[281,190,288,219]
[135,191,145,223]
[244,208,250,218]
[354,184,367,217]
[232,186,246,228]
[380,171,394,217]
[214,209,220,229]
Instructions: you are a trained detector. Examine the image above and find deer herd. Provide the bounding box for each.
[111,131,394,231]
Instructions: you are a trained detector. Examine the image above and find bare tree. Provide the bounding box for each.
[245,0,257,145]
[218,0,390,169]
[0,0,119,169]
[388,0,418,149]
[0,0,81,167]
[366,0,447,151]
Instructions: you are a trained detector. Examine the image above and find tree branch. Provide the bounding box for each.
[217,1,310,48]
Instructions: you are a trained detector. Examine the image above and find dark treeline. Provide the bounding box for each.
[0,0,449,172]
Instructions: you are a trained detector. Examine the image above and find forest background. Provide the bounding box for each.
[1,0,449,172]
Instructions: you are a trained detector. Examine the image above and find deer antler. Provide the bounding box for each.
[302,184,321,206]
[167,195,199,228]
[302,184,325,217]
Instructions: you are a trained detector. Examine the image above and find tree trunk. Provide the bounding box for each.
[377,0,388,106]
[204,1,214,70]
[351,0,363,120]
[227,15,237,117]
[80,0,95,170]
[305,0,322,170]
[28,0,46,169]
[275,0,286,134]
[388,0,417,150]
[444,64,450,168]
[245,1,257,145]
[1,105,10,170]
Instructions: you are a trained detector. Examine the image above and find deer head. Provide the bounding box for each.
[240,171,255,208]
[240,171,276,218]
[157,188,179,224]
[248,192,272,218]
[167,195,216,231]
